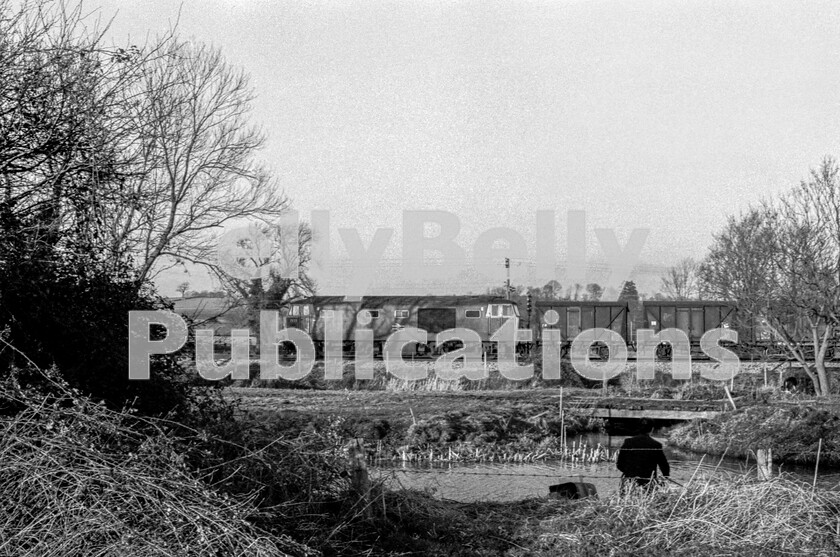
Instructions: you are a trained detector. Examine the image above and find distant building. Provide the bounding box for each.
[170,295,254,345]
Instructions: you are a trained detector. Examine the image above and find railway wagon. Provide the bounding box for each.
[642,300,735,338]
[641,300,737,358]
[528,300,743,360]
[530,301,630,358]
[284,295,519,356]
[733,313,840,360]
[643,301,840,360]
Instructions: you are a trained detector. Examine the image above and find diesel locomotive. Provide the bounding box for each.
[284,295,519,357]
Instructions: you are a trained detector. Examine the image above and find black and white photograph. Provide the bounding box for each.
[2,0,840,555]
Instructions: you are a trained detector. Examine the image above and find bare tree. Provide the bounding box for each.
[700,157,840,396]
[0,0,168,259]
[585,282,604,301]
[660,258,699,300]
[541,280,561,300]
[214,220,315,316]
[176,281,190,298]
[103,39,290,285]
[0,2,292,295]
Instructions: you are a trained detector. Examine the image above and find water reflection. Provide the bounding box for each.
[373,433,840,502]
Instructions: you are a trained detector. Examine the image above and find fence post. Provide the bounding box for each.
[814,438,823,490]
[559,387,566,448]
[757,448,773,481]
[345,438,371,517]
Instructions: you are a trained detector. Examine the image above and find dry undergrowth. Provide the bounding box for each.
[0,372,317,557]
[526,475,840,556]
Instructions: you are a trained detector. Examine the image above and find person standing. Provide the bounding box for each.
[616,419,670,493]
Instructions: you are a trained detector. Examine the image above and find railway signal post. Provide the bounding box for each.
[505,257,511,300]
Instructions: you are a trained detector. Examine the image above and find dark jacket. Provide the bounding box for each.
[616,434,670,482]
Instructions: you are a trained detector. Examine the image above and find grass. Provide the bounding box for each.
[520,475,840,556]
[231,358,840,404]
[668,403,840,467]
[0,371,316,557]
[233,359,589,391]
[232,387,609,465]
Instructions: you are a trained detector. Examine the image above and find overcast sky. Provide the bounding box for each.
[88,0,840,297]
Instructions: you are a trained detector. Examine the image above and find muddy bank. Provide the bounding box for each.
[667,402,840,467]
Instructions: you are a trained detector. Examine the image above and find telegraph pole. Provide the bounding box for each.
[505,257,511,300]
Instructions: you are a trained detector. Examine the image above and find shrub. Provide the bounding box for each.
[0,254,195,415]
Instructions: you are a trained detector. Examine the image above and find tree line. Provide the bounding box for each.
[486,276,699,304]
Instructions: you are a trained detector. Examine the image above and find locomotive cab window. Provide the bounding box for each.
[465,309,481,318]
[367,310,380,318]
[394,309,409,318]
[290,305,301,316]
[487,304,515,317]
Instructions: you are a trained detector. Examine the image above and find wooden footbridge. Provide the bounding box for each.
[561,395,736,421]
[580,406,725,420]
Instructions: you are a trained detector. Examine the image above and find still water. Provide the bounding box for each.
[373,433,840,502]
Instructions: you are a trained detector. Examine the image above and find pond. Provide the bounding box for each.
[373,433,840,502]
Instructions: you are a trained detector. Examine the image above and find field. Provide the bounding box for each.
[231,385,737,425]
[227,379,751,466]
[230,387,609,463]
[229,357,840,466]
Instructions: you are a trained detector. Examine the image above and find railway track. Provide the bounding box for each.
[218,351,826,364]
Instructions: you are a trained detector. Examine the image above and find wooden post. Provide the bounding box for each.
[814,438,823,489]
[723,385,737,411]
[757,448,773,481]
[559,387,566,449]
[345,438,371,517]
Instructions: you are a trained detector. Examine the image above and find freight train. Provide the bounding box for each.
[281,295,839,361]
